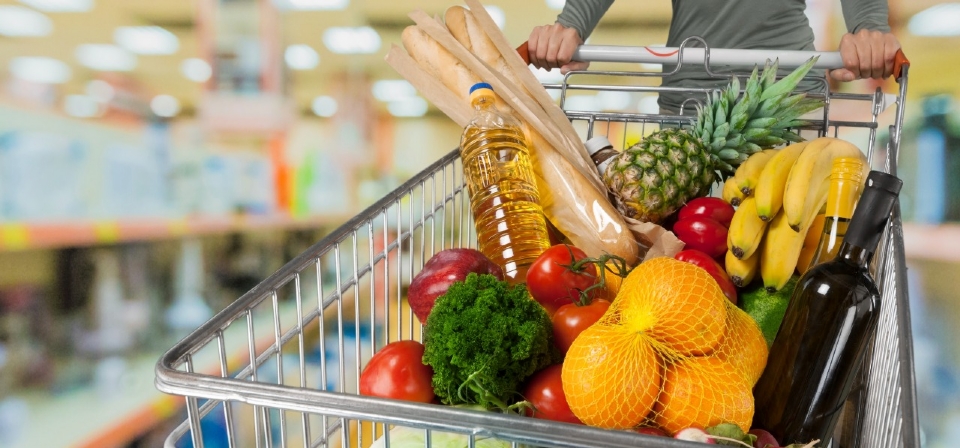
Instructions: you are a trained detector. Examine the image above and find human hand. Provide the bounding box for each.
[830,29,901,81]
[527,23,589,73]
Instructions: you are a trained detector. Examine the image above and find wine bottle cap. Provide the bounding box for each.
[584,136,614,155]
[866,170,903,195]
[844,171,903,253]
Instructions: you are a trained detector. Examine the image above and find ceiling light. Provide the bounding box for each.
[0,6,52,37]
[485,6,506,29]
[114,26,179,55]
[150,95,180,118]
[388,97,428,117]
[312,96,338,117]
[64,95,100,118]
[323,26,381,54]
[372,80,417,102]
[18,0,92,12]
[86,80,115,103]
[908,4,960,36]
[273,0,348,10]
[9,57,71,84]
[596,91,632,110]
[545,0,565,9]
[180,58,212,82]
[75,44,137,71]
[285,44,319,70]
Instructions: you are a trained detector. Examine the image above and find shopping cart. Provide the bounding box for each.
[155,40,919,448]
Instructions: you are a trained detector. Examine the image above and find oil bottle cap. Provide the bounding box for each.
[584,135,614,156]
[470,82,493,93]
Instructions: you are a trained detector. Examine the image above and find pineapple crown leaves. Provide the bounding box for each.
[691,55,825,173]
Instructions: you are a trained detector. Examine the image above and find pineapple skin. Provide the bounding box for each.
[603,128,715,223]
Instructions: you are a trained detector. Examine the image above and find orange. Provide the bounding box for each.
[562,324,662,429]
[653,357,754,435]
[618,257,727,357]
[715,305,769,385]
[598,260,625,301]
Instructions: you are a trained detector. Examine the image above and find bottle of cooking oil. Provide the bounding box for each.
[460,82,551,283]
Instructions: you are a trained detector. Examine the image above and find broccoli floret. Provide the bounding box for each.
[423,273,557,410]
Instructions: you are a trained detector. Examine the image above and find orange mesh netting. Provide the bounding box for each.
[562,257,769,435]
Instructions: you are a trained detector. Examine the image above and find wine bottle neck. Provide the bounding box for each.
[836,242,873,268]
[825,157,865,219]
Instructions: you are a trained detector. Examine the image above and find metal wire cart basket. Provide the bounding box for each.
[156,42,920,448]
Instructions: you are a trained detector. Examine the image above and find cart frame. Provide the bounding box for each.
[156,39,918,448]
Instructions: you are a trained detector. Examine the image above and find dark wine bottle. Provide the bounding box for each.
[752,170,903,446]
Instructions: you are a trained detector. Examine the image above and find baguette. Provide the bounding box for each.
[524,124,640,263]
[384,45,472,127]
[401,26,479,101]
[463,0,597,176]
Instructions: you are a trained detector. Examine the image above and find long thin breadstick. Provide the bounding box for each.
[384,45,472,127]
[464,0,600,183]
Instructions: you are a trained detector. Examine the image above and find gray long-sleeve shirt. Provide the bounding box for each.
[557,0,891,113]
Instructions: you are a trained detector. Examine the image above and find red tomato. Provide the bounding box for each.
[526,245,600,314]
[678,197,736,228]
[359,341,435,403]
[522,364,582,425]
[674,249,739,305]
[552,299,611,354]
[673,216,729,260]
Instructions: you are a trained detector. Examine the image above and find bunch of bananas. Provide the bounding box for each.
[722,137,868,292]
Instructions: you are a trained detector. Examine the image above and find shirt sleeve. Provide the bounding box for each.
[555,0,616,41]
[840,0,891,34]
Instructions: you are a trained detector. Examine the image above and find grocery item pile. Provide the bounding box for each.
[362,2,900,447]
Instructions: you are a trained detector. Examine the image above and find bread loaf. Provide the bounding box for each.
[401,26,480,102]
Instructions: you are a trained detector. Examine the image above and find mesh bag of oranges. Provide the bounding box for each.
[562,256,768,435]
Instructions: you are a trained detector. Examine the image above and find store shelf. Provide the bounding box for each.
[13,300,306,448]
[902,222,960,263]
[0,213,351,252]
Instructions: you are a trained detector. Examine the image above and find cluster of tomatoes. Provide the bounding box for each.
[671,197,739,305]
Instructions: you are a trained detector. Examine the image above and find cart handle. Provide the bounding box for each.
[517,43,909,80]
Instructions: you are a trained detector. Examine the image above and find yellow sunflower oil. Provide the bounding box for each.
[460,83,550,283]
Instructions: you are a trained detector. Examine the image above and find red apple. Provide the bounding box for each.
[408,248,503,324]
[749,429,780,448]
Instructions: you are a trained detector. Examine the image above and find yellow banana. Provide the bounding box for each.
[722,176,745,206]
[727,197,768,260]
[760,196,827,292]
[734,149,779,196]
[796,214,827,274]
[726,248,759,288]
[782,138,865,230]
[754,140,816,221]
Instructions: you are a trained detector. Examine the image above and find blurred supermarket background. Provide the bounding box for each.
[0,0,957,446]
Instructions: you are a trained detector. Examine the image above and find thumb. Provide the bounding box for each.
[830,68,856,82]
[560,61,590,74]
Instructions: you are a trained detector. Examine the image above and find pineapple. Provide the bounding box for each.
[604,57,824,223]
